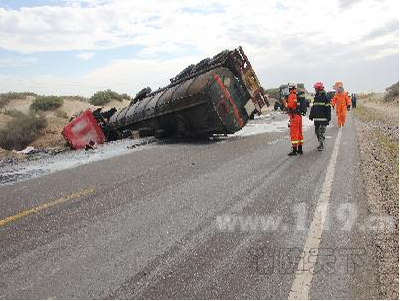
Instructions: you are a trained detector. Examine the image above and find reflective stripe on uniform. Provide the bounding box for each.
[313,118,328,121]
[313,102,330,106]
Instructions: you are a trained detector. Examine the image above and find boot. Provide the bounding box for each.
[317,142,323,151]
[288,146,298,156]
[297,145,303,155]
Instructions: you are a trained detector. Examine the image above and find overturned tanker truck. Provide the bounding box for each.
[62,46,269,149]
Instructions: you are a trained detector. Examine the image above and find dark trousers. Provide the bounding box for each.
[315,124,326,143]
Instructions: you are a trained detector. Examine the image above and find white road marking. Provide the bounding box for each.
[288,128,343,300]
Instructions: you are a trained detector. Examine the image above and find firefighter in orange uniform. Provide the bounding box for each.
[331,82,351,127]
[286,85,303,156]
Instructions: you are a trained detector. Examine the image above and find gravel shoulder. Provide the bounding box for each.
[354,98,399,299]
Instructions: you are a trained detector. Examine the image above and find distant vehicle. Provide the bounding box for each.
[296,83,310,109]
[273,84,288,111]
[273,83,309,112]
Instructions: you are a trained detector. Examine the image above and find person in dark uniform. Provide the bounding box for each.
[351,93,357,109]
[309,82,331,151]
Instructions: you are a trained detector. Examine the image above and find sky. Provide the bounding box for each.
[0,0,398,96]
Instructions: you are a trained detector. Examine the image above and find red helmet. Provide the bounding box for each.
[313,81,324,91]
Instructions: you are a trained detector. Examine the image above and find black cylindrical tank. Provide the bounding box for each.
[108,67,251,137]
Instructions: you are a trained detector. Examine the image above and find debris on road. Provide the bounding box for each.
[13,146,36,154]
[62,46,269,149]
[127,137,157,149]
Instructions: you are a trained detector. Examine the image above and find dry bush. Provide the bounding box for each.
[31,95,64,111]
[54,109,69,119]
[265,88,280,100]
[3,108,26,118]
[0,111,47,150]
[384,82,399,102]
[63,95,88,102]
[0,92,37,108]
[120,93,131,100]
[89,89,125,106]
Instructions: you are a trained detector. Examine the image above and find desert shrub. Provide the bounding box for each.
[3,108,25,118]
[265,88,280,100]
[384,82,399,102]
[120,93,131,100]
[89,91,112,106]
[89,89,124,106]
[63,95,88,102]
[0,111,47,150]
[0,91,37,108]
[54,109,69,119]
[106,90,123,101]
[30,95,63,111]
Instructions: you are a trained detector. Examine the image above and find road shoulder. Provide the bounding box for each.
[354,100,399,299]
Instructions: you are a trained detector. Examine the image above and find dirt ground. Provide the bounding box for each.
[0,114,13,128]
[358,92,399,121]
[31,116,69,149]
[354,95,399,299]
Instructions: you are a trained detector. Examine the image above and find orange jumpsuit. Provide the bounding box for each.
[286,90,303,147]
[331,91,351,126]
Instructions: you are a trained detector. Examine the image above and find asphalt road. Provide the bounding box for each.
[0,112,382,299]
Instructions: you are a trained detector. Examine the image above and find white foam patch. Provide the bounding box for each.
[232,112,314,137]
[0,138,156,185]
